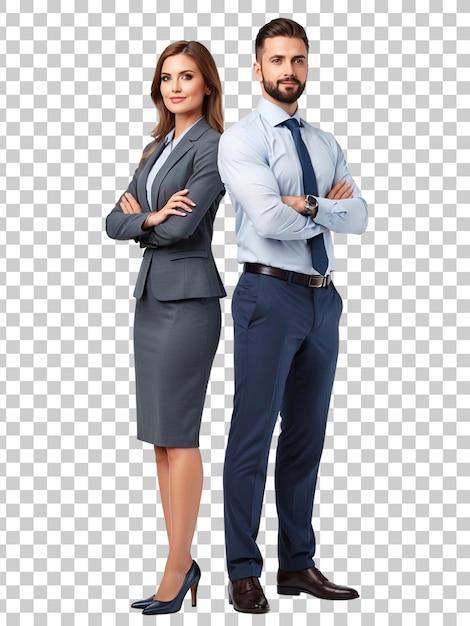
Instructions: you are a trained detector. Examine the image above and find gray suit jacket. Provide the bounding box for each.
[106,118,226,301]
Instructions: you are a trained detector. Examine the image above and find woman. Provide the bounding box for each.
[106,41,225,615]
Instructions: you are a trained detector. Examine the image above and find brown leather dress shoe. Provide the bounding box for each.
[228,577,270,613]
[277,566,359,601]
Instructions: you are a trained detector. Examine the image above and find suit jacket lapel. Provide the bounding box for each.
[149,118,211,211]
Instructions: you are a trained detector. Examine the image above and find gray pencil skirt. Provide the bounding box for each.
[133,288,221,447]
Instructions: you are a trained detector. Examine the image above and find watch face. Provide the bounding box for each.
[306,195,318,208]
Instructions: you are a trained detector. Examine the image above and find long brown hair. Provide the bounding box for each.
[143,41,223,159]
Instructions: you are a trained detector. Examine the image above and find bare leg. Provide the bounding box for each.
[155,447,203,601]
[154,445,172,545]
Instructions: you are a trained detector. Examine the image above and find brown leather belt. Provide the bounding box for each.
[244,263,334,288]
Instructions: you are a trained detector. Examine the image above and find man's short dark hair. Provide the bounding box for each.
[255,18,309,60]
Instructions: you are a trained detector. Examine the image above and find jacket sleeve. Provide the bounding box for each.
[138,132,225,248]
[105,143,155,241]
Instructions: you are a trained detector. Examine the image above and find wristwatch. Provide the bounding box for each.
[304,194,319,217]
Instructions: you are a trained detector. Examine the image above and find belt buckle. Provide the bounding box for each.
[311,275,329,288]
[307,274,332,288]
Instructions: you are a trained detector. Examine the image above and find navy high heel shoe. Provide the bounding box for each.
[141,561,201,615]
[130,595,156,610]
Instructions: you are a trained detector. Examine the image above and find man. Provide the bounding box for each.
[218,18,368,614]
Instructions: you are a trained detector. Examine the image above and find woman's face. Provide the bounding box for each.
[160,54,209,120]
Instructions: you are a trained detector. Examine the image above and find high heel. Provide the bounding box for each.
[142,560,201,615]
[190,580,199,607]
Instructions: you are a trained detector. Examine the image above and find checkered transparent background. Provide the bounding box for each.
[1,0,469,624]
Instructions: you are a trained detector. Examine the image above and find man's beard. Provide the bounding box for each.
[262,75,306,104]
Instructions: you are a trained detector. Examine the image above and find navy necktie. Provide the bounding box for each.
[280,117,328,275]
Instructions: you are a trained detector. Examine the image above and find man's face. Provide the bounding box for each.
[254,36,308,106]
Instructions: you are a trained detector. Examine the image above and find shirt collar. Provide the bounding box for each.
[257,97,302,127]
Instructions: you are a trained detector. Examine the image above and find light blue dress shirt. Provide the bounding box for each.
[218,98,368,275]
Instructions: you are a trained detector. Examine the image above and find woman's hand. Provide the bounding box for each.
[120,192,144,214]
[141,189,196,229]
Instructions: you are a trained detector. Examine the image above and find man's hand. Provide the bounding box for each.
[327,179,352,200]
[281,195,305,214]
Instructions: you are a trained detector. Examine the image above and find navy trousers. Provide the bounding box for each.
[223,271,343,581]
